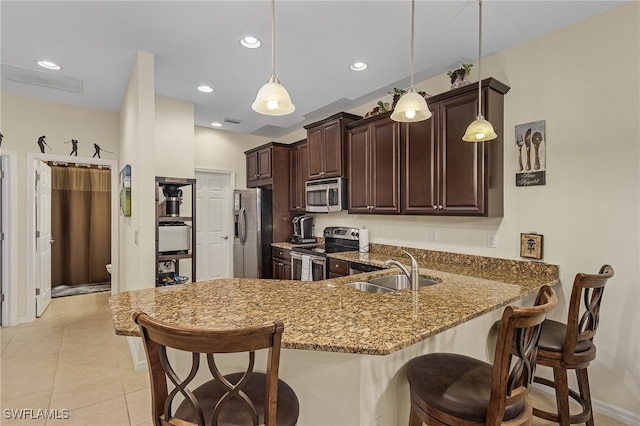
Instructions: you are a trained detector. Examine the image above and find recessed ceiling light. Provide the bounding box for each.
[211,122,222,127]
[240,36,261,49]
[349,62,368,72]
[197,85,213,93]
[37,60,61,70]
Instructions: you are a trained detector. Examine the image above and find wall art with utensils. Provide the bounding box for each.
[515,120,546,186]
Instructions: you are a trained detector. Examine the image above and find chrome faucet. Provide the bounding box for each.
[384,250,420,291]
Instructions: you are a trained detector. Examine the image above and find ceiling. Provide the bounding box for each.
[1,1,626,138]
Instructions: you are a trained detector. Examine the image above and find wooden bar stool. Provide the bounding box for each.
[531,264,614,425]
[133,312,299,426]
[407,285,558,425]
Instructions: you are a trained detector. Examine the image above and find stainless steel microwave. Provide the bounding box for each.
[305,177,347,213]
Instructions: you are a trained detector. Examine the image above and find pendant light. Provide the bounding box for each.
[391,0,431,123]
[252,0,295,116]
[462,0,497,142]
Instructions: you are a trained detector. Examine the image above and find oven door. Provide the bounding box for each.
[291,252,326,281]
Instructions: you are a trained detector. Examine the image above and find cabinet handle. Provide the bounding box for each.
[438,205,443,210]
[432,205,438,210]
[255,174,260,178]
[221,236,229,240]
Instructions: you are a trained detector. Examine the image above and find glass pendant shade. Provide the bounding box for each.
[252,0,295,116]
[252,75,295,115]
[462,114,497,142]
[464,0,496,142]
[390,88,432,122]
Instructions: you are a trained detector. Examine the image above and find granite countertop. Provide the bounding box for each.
[110,245,559,356]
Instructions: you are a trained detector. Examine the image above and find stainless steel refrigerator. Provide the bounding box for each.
[233,188,273,278]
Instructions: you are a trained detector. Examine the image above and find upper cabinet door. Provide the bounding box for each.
[322,120,343,178]
[347,124,370,213]
[306,126,324,180]
[401,107,438,214]
[370,118,400,213]
[246,150,260,186]
[438,92,486,215]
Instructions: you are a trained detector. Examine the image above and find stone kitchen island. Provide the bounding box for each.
[110,252,558,425]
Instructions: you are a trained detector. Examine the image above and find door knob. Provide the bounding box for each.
[50,239,55,244]
[221,236,229,240]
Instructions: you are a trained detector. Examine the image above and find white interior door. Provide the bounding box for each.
[195,171,232,281]
[35,161,52,317]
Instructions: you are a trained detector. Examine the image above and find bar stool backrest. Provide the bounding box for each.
[133,312,285,426]
[489,285,558,424]
[564,264,614,362]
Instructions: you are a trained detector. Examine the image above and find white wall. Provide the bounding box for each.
[118,51,156,292]
[155,96,195,179]
[0,91,119,320]
[310,3,640,418]
[193,126,271,189]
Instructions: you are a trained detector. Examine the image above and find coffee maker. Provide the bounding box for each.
[290,215,315,244]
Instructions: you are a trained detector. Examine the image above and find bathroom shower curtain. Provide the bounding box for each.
[50,165,111,287]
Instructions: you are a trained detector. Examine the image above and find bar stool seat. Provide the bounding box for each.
[408,353,527,423]
[407,285,558,426]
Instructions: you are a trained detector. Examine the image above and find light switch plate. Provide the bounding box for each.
[487,233,498,248]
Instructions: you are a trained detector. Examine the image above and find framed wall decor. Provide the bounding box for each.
[515,120,546,186]
[119,164,131,216]
[520,233,543,260]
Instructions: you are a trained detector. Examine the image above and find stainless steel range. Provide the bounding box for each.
[290,227,360,281]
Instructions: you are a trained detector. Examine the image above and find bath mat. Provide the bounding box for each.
[52,282,111,298]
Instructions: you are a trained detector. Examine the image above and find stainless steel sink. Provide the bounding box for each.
[344,281,395,294]
[368,274,440,290]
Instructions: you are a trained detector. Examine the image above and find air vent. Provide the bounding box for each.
[223,118,242,125]
[1,63,83,93]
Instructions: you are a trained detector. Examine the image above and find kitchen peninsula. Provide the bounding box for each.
[110,249,558,425]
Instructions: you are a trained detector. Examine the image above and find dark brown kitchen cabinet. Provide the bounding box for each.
[328,258,349,278]
[246,145,272,187]
[347,113,401,214]
[272,247,291,279]
[401,78,509,216]
[244,142,293,245]
[304,112,361,180]
[289,139,308,212]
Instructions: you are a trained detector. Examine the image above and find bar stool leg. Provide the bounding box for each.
[553,366,571,424]
[577,368,594,426]
[409,406,422,426]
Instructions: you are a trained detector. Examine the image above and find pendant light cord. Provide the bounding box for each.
[271,0,276,78]
[477,0,483,117]
[409,0,415,88]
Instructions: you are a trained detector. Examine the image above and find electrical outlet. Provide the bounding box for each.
[487,233,498,248]
[429,229,438,242]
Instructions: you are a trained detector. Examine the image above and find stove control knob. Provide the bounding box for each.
[351,231,359,238]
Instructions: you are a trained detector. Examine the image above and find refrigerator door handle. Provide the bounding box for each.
[239,207,247,244]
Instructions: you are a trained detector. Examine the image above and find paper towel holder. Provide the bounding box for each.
[359,225,370,253]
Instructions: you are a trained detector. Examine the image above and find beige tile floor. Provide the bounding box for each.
[1,292,151,426]
[0,291,626,426]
